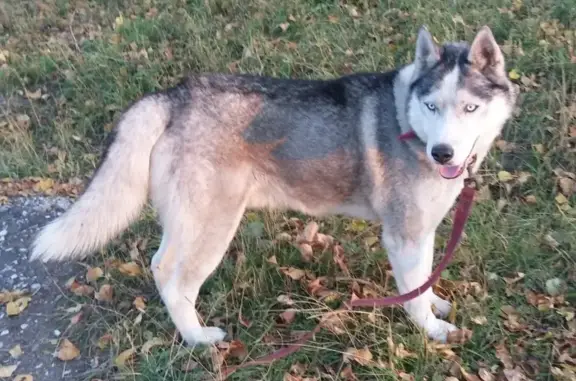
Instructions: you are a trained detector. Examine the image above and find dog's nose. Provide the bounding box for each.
[431,144,454,164]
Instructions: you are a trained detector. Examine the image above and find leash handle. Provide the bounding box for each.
[220,131,476,378]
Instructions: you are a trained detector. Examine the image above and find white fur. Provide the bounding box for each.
[30,98,170,261]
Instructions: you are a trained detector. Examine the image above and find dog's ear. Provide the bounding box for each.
[468,26,505,76]
[414,26,439,73]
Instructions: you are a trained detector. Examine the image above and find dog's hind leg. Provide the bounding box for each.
[382,230,458,342]
[149,137,250,346]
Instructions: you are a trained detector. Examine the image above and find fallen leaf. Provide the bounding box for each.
[478,368,495,381]
[472,316,488,325]
[9,344,23,359]
[25,89,42,100]
[558,177,576,197]
[70,312,83,325]
[228,340,248,360]
[298,243,314,262]
[267,255,278,265]
[32,178,54,192]
[141,337,166,354]
[555,193,569,205]
[495,343,513,369]
[95,284,113,302]
[298,221,319,243]
[114,348,136,367]
[97,334,113,349]
[280,267,306,280]
[0,365,17,377]
[277,294,295,306]
[86,267,104,282]
[0,290,26,304]
[508,69,520,80]
[57,339,80,361]
[446,328,473,344]
[118,262,142,277]
[343,347,373,366]
[6,297,31,316]
[498,171,514,182]
[278,309,297,324]
[133,296,146,312]
[12,375,34,381]
[524,195,537,204]
[279,23,289,32]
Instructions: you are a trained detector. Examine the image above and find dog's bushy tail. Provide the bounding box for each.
[30,95,171,262]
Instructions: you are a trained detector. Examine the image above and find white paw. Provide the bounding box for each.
[182,327,227,346]
[424,318,458,343]
[429,293,452,318]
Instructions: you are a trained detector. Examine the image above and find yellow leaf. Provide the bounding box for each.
[497,171,514,182]
[6,297,31,316]
[280,267,306,280]
[57,339,80,361]
[343,347,373,366]
[0,365,17,377]
[141,337,166,355]
[25,89,42,100]
[12,375,33,381]
[114,348,136,368]
[115,14,124,28]
[9,345,23,359]
[118,262,142,276]
[0,290,26,304]
[133,296,146,312]
[33,178,54,192]
[508,69,520,80]
[86,267,104,282]
[555,193,569,205]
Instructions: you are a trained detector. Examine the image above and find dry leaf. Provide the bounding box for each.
[228,340,248,360]
[133,296,146,312]
[0,290,26,304]
[298,243,314,262]
[114,348,136,367]
[9,344,23,359]
[280,267,306,280]
[278,309,297,324]
[70,312,83,325]
[95,284,113,302]
[471,315,488,325]
[558,177,576,197]
[141,337,166,354]
[479,368,495,381]
[6,297,31,316]
[97,334,113,349]
[86,267,104,282]
[13,375,34,381]
[446,328,473,344]
[118,262,142,277]
[498,171,514,182]
[495,343,513,369]
[267,255,278,265]
[25,89,42,100]
[279,23,289,32]
[0,365,17,377]
[57,339,80,361]
[343,347,373,366]
[277,294,295,306]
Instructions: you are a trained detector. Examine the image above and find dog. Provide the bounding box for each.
[30,26,518,345]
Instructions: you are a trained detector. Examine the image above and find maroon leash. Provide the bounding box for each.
[220,130,476,378]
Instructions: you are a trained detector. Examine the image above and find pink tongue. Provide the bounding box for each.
[439,165,462,179]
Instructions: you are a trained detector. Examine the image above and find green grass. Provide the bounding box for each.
[1,0,575,380]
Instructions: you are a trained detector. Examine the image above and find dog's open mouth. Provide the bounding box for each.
[438,154,477,180]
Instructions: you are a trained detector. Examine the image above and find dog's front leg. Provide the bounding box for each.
[382,230,458,342]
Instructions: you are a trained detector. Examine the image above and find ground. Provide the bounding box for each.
[0,1,575,381]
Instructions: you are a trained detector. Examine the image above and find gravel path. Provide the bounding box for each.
[0,197,94,380]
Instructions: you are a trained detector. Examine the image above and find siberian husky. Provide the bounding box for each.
[31,26,518,344]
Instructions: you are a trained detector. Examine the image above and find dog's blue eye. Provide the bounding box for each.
[424,102,436,112]
[465,104,479,113]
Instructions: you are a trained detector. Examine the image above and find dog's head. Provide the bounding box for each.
[406,26,519,179]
